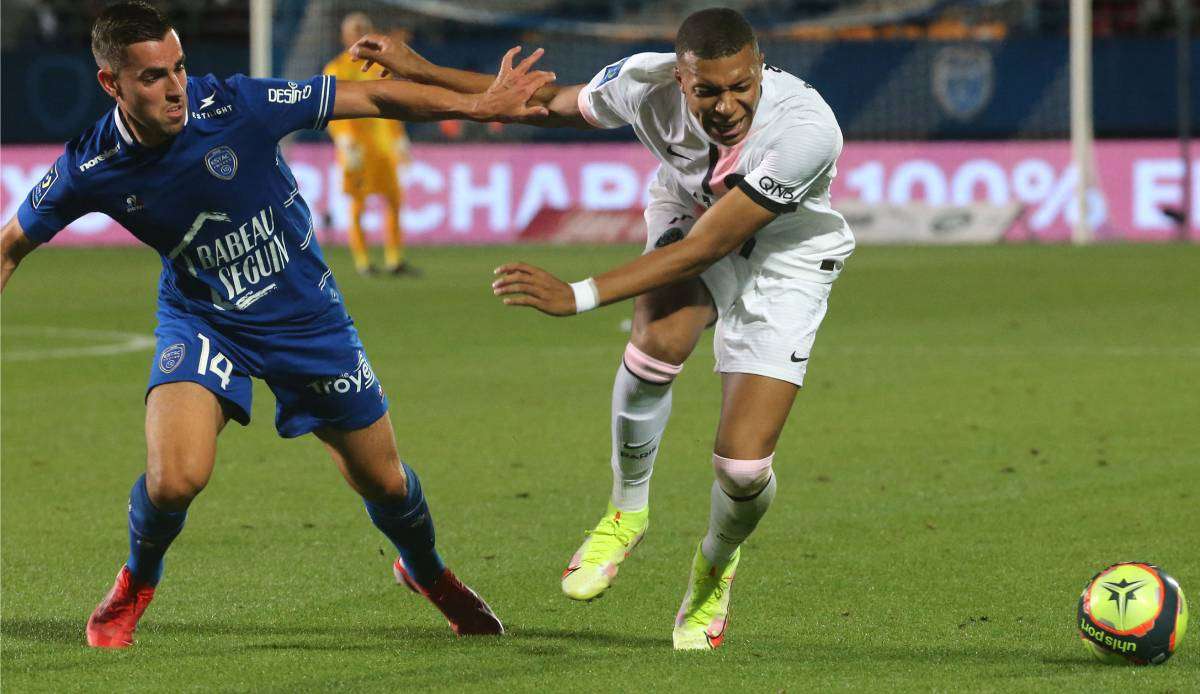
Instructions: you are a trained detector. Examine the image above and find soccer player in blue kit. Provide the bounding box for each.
[0,2,552,648]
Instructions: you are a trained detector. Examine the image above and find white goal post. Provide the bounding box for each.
[250,0,274,79]
[1069,0,1096,245]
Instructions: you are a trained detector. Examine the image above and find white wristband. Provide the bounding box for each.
[570,278,600,314]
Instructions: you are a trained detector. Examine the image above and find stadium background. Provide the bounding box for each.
[2,2,1198,691]
[1,0,1196,246]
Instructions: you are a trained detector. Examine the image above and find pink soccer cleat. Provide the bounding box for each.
[393,558,504,636]
[86,566,156,648]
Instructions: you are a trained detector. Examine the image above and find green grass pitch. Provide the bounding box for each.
[2,243,1197,692]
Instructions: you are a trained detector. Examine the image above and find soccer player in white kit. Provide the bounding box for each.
[357,7,854,650]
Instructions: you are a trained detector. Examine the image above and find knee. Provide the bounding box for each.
[713,453,774,498]
[714,427,784,463]
[630,326,694,367]
[145,461,208,511]
[357,458,409,504]
[366,475,408,504]
[622,342,685,385]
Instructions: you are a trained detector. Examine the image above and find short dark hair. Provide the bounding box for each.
[91,1,174,71]
[674,8,757,60]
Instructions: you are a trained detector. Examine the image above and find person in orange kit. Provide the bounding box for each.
[324,13,416,275]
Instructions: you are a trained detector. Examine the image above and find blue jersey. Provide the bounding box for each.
[18,73,343,331]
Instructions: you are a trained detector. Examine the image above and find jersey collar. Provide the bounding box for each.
[113,105,188,149]
[113,107,136,145]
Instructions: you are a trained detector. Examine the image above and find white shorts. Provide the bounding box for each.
[644,178,835,387]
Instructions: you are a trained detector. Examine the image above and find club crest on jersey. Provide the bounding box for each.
[204,146,238,180]
[598,58,628,86]
[125,194,144,212]
[932,46,994,120]
[30,164,58,208]
[159,343,186,373]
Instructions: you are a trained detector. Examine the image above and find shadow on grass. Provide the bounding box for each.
[1,617,662,651]
[4,616,1096,672]
[2,616,83,646]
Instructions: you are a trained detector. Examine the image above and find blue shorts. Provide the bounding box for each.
[147,307,389,438]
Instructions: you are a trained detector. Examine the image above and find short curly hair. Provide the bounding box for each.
[674,7,758,60]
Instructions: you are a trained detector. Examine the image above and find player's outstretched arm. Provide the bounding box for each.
[349,33,491,90]
[332,46,553,123]
[492,189,777,316]
[1,216,39,292]
[350,35,592,128]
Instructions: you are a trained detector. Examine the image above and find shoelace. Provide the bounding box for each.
[580,515,636,566]
[685,572,729,627]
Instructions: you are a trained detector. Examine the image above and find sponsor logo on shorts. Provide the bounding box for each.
[204,145,238,180]
[790,352,809,363]
[306,351,378,396]
[159,343,186,373]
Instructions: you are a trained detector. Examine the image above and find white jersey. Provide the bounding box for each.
[577,52,855,282]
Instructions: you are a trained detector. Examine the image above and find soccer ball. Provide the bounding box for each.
[1077,562,1188,665]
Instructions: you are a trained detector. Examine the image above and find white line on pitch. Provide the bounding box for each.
[2,326,156,361]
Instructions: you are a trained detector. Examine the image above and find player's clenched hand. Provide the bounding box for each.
[492,263,575,317]
[349,33,428,79]
[473,47,554,122]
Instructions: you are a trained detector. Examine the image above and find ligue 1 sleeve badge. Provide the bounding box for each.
[30,163,59,208]
[204,145,238,180]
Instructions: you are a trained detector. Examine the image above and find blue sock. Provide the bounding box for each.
[126,474,187,586]
[364,462,446,589]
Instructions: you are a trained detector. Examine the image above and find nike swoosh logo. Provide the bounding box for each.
[665,145,689,160]
[790,352,809,363]
[623,438,656,450]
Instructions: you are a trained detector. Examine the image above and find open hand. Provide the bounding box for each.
[492,262,576,316]
[473,47,555,122]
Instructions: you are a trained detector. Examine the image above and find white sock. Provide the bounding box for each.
[701,474,777,566]
[609,347,679,512]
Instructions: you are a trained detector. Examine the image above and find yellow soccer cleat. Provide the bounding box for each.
[672,543,739,651]
[561,503,648,601]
